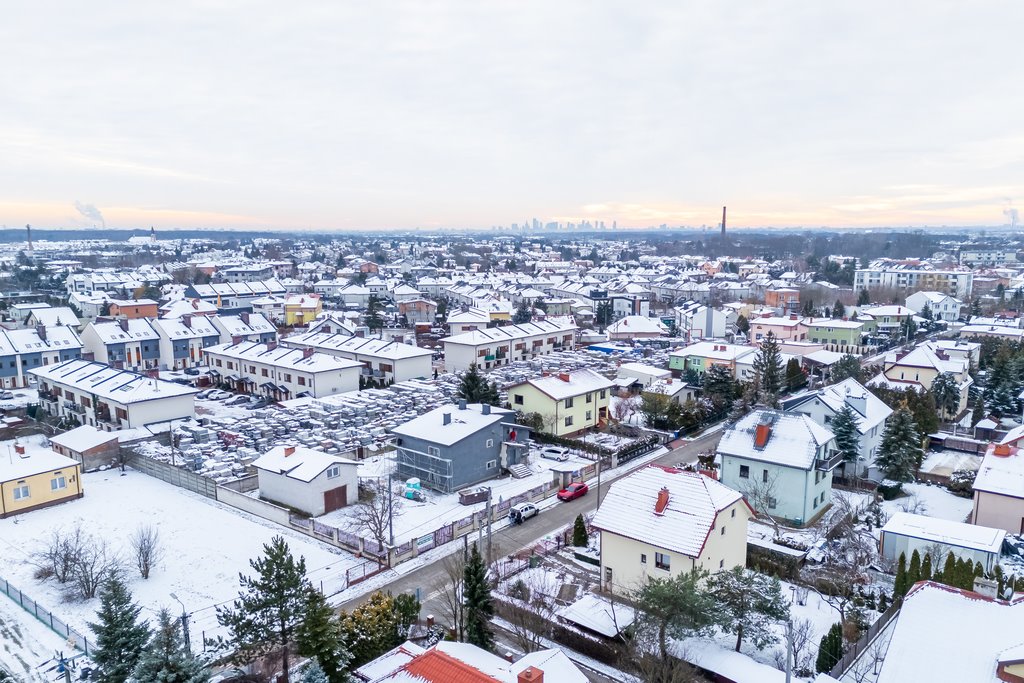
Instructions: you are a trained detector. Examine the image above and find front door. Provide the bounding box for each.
[323,486,348,513]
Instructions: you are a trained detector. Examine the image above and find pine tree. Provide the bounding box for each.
[365,296,385,333]
[296,587,352,683]
[456,363,500,406]
[785,357,806,391]
[512,300,532,324]
[830,404,861,475]
[942,552,956,588]
[815,622,844,673]
[133,609,208,683]
[89,576,151,683]
[702,364,737,405]
[463,545,495,651]
[931,372,961,421]
[832,300,846,318]
[301,661,330,683]
[217,536,311,683]
[921,553,933,581]
[752,332,784,405]
[736,315,749,335]
[572,514,588,547]
[858,289,870,306]
[875,407,922,483]
[907,550,922,588]
[708,567,790,652]
[920,303,933,321]
[893,552,908,600]
[829,354,863,384]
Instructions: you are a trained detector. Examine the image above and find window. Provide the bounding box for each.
[298,376,306,385]
[600,389,607,399]
[565,397,574,408]
[51,475,67,490]
[427,446,440,457]
[513,394,523,405]
[586,411,592,421]
[762,469,769,483]
[564,416,573,427]
[719,559,725,569]
[768,497,777,509]
[586,393,592,403]
[640,553,647,564]
[824,415,831,423]
[739,465,749,479]
[721,525,726,535]
[655,552,670,570]
[13,484,29,500]
[485,439,493,448]
[813,495,819,508]
[326,465,340,479]
[261,368,268,377]
[486,459,497,469]
[731,508,736,518]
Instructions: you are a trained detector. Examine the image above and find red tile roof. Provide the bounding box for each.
[402,648,498,683]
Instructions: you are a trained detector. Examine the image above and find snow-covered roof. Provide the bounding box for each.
[390,403,514,447]
[86,318,159,343]
[518,368,614,401]
[606,315,668,335]
[283,331,432,360]
[974,442,1024,498]
[592,464,745,558]
[253,445,357,482]
[159,298,218,318]
[152,315,219,340]
[877,582,1024,683]
[616,362,671,379]
[360,641,586,683]
[555,593,636,637]
[0,442,79,482]
[788,377,892,433]
[670,341,757,362]
[0,325,82,354]
[214,312,277,336]
[29,359,198,403]
[203,341,363,373]
[27,306,80,327]
[48,425,119,452]
[860,305,914,317]
[881,511,1005,554]
[442,318,578,346]
[718,410,835,469]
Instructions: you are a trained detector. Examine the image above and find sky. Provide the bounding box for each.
[1,1,1023,232]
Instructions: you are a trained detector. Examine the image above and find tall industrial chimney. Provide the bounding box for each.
[721,207,727,238]
[26,224,33,252]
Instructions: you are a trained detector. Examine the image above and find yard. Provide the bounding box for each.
[0,467,362,649]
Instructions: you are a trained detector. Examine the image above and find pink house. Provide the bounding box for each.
[748,314,807,344]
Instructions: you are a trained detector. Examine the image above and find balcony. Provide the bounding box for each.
[62,401,86,415]
[814,451,845,471]
[38,390,57,403]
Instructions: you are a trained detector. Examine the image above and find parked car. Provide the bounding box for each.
[509,502,539,525]
[539,446,570,462]
[225,395,250,406]
[0,391,14,400]
[557,482,589,501]
[207,390,230,401]
[195,389,213,400]
[247,396,270,410]
[183,367,201,376]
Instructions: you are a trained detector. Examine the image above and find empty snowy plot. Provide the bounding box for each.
[0,468,360,647]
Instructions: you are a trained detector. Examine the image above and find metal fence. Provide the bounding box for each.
[126,452,218,499]
[0,574,91,655]
[829,599,901,678]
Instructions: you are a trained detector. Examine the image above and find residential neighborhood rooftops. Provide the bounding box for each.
[442,318,577,346]
[974,441,1024,498]
[516,367,614,401]
[30,359,199,403]
[592,464,746,558]
[670,341,757,361]
[283,331,432,360]
[203,341,364,373]
[718,410,835,469]
[48,425,119,452]
[252,445,357,482]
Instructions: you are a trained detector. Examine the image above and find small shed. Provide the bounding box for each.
[49,425,120,471]
[880,511,1005,573]
[253,445,359,516]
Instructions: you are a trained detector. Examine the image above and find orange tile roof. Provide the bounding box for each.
[402,649,499,683]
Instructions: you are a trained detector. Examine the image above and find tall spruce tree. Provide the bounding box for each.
[512,300,532,324]
[830,403,861,476]
[907,549,922,588]
[943,552,957,588]
[785,357,806,391]
[132,609,208,683]
[89,576,151,683]
[572,514,588,547]
[217,536,310,683]
[815,622,844,673]
[893,552,908,600]
[296,587,352,683]
[456,363,500,406]
[463,545,495,651]
[931,372,961,421]
[752,331,784,405]
[921,553,933,581]
[875,406,922,483]
[702,364,737,405]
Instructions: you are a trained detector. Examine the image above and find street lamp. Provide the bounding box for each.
[169,592,191,654]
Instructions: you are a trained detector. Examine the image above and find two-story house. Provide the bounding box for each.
[390,401,529,493]
[748,315,807,343]
[202,341,362,399]
[668,341,757,379]
[81,318,161,372]
[507,368,613,437]
[868,342,973,416]
[151,315,221,370]
[442,319,578,373]
[0,326,83,388]
[784,378,892,480]
[905,291,963,322]
[593,464,751,594]
[800,318,865,349]
[718,410,840,527]
[210,312,278,345]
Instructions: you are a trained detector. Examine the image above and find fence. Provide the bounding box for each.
[829,599,901,678]
[126,452,218,499]
[0,574,91,655]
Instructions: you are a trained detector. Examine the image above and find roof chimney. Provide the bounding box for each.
[558,372,571,382]
[517,667,544,683]
[231,335,243,345]
[654,486,670,515]
[973,576,998,599]
[241,311,250,325]
[266,341,277,351]
[754,422,772,449]
[36,324,47,341]
[182,314,192,329]
[459,399,467,410]
[119,319,129,332]
[994,443,1012,457]
[443,412,452,425]
[302,347,315,359]
[482,403,491,415]
[284,445,296,457]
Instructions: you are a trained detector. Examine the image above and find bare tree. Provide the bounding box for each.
[130,524,163,579]
[773,618,815,676]
[433,552,467,642]
[844,637,888,683]
[347,480,401,560]
[898,494,925,515]
[71,539,121,600]
[742,472,782,539]
[34,526,87,584]
[501,570,559,652]
[612,392,637,424]
[810,565,866,623]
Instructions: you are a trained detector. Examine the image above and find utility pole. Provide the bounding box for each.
[170,592,191,654]
[784,620,793,683]
[596,455,602,510]
[485,486,493,565]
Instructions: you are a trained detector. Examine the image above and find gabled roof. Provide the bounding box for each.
[390,403,514,447]
[718,410,834,469]
[592,464,746,558]
[786,377,892,433]
[515,368,613,401]
[86,318,159,343]
[253,446,357,482]
[29,359,198,403]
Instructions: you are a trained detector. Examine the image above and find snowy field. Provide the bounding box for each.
[879,481,973,523]
[0,469,361,648]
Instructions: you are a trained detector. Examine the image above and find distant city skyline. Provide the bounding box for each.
[2,2,1022,231]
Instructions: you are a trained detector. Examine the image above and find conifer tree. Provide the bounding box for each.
[815,623,844,673]
[301,661,329,683]
[832,300,846,318]
[512,300,532,324]
[89,576,151,683]
[858,289,870,306]
[217,536,310,683]
[572,514,588,547]
[456,363,500,406]
[893,552,908,599]
[875,407,922,483]
[338,592,401,667]
[296,587,352,683]
[752,332,784,404]
[463,545,495,651]
[907,550,922,588]
[133,609,208,683]
[785,357,806,391]
[943,552,957,588]
[830,403,861,476]
[921,552,932,582]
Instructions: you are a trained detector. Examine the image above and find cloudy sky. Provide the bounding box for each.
[2,1,1022,231]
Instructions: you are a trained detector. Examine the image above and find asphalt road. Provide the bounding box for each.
[338,427,725,677]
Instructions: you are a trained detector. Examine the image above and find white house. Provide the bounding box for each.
[252,445,358,516]
[785,378,892,480]
[151,315,222,370]
[718,410,840,527]
[442,318,578,372]
[905,291,963,322]
[210,312,278,345]
[202,341,362,399]
[30,359,197,430]
[592,464,751,593]
[605,315,668,341]
[281,331,432,383]
[80,318,160,372]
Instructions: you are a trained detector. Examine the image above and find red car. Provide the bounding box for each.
[557,482,589,501]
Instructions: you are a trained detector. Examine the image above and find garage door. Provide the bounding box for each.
[324,485,348,513]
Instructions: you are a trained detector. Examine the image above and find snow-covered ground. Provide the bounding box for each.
[0,469,361,648]
[0,591,83,682]
[919,449,982,477]
[879,482,973,523]
[0,386,40,412]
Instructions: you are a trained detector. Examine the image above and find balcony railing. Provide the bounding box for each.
[815,451,845,471]
[62,401,85,414]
